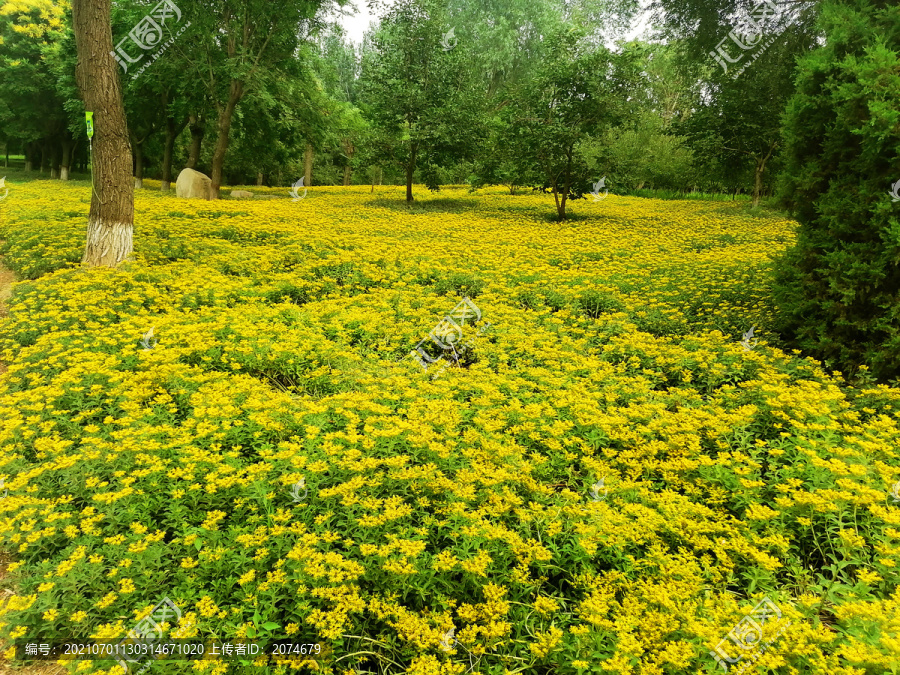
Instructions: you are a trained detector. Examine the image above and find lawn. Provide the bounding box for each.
[0,175,898,675]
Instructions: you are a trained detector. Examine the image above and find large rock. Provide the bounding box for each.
[175,168,211,200]
[231,190,254,199]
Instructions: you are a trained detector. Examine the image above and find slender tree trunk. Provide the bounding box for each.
[751,144,776,208]
[161,116,187,191]
[304,142,313,188]
[60,137,73,180]
[187,113,204,170]
[342,139,354,186]
[133,140,144,189]
[379,167,382,186]
[72,0,134,267]
[405,143,417,203]
[256,171,263,186]
[50,148,59,178]
[40,141,48,174]
[210,83,243,200]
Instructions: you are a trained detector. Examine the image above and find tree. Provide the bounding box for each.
[500,28,638,220]
[71,0,133,267]
[771,0,900,381]
[181,0,346,199]
[650,0,822,202]
[359,0,487,203]
[0,0,71,176]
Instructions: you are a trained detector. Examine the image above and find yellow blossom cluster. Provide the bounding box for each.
[0,181,898,673]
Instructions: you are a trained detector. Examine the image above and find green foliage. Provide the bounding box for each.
[497,28,641,220]
[772,0,900,382]
[358,0,487,200]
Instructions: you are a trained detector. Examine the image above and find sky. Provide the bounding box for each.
[331,0,654,46]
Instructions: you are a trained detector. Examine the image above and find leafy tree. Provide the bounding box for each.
[358,0,487,202]
[501,28,639,220]
[771,0,900,381]
[0,0,70,173]
[180,0,347,198]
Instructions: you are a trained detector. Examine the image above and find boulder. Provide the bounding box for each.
[230,190,254,199]
[175,168,211,200]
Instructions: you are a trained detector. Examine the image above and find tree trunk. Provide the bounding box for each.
[405,143,417,203]
[40,141,48,174]
[342,139,354,186]
[210,83,243,200]
[161,116,187,191]
[49,141,61,178]
[133,139,144,189]
[304,142,313,188]
[72,0,134,267]
[187,114,204,170]
[256,171,263,186]
[24,141,34,172]
[60,137,73,181]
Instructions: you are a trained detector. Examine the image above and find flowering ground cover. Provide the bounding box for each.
[0,177,899,675]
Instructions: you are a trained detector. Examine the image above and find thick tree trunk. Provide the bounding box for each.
[304,142,313,188]
[24,142,34,172]
[343,165,351,186]
[72,0,134,267]
[40,141,49,174]
[60,137,73,181]
[210,83,243,200]
[187,114,204,170]
[256,171,263,186]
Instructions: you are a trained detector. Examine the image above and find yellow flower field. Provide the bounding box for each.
[0,177,899,674]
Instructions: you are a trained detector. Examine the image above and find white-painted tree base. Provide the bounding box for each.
[82,218,133,267]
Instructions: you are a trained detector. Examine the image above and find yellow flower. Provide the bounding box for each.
[534,596,559,616]
[530,626,564,658]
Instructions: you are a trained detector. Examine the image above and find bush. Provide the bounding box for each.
[772,0,900,382]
